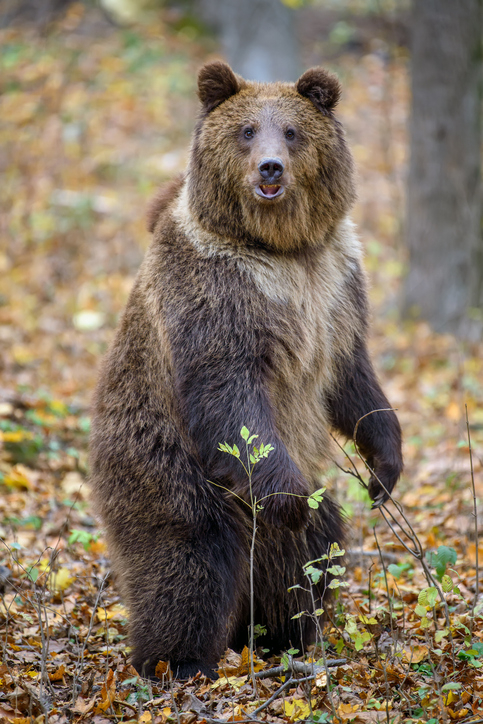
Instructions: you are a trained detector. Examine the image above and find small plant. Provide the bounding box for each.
[216,426,327,694]
[68,529,100,551]
[217,426,276,691]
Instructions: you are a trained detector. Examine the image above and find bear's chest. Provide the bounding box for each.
[240,251,345,379]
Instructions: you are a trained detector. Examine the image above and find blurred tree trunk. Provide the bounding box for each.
[403,0,483,340]
[0,0,72,27]
[197,0,299,82]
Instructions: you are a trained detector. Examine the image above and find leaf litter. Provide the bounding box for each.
[1,4,483,723]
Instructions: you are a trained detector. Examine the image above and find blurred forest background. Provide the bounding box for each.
[1,1,483,722]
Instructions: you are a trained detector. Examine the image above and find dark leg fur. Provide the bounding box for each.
[127,509,247,679]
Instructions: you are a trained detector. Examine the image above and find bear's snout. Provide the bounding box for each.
[258,157,284,182]
[256,157,285,199]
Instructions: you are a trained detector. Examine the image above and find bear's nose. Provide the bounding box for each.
[258,158,284,181]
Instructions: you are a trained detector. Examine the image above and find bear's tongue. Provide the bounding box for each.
[260,184,281,197]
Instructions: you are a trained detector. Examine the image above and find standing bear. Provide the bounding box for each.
[90,61,402,679]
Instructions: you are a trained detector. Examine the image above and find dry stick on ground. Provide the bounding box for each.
[466,404,480,635]
[249,674,318,719]
[71,571,109,705]
[255,658,346,680]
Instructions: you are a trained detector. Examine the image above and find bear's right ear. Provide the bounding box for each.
[296,67,341,116]
[197,61,246,113]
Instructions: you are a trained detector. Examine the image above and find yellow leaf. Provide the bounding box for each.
[240,645,265,673]
[95,669,116,713]
[445,401,461,421]
[4,465,32,490]
[284,699,311,721]
[337,702,360,715]
[359,614,377,625]
[49,400,69,416]
[139,713,151,723]
[49,664,66,681]
[97,604,128,622]
[49,568,73,592]
[88,539,107,554]
[0,430,33,443]
[402,645,429,664]
[211,675,246,691]
[155,660,171,679]
[444,690,459,706]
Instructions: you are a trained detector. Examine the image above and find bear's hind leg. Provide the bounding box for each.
[121,500,248,680]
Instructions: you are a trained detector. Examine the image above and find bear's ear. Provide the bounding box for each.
[296,68,341,116]
[197,61,246,113]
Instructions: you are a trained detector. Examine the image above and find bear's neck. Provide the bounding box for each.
[183,177,337,255]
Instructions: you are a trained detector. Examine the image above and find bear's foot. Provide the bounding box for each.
[172,660,219,680]
[132,655,219,681]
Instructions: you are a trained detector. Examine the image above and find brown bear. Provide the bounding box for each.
[89,61,402,680]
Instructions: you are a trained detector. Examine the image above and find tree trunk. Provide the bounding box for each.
[403,0,483,340]
[197,0,300,82]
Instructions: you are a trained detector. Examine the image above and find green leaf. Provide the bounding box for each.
[308,498,319,509]
[359,614,377,625]
[329,543,345,558]
[27,567,39,583]
[291,611,304,619]
[415,604,427,617]
[240,426,249,441]
[418,586,438,608]
[314,608,324,617]
[434,628,449,643]
[441,574,454,593]
[427,546,457,580]
[306,566,323,584]
[335,637,345,654]
[441,682,462,692]
[326,565,346,576]
[232,444,240,458]
[247,434,258,444]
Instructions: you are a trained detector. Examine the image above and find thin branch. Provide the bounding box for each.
[466,404,479,633]
[255,659,346,680]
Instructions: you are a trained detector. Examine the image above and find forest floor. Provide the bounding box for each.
[1,4,483,723]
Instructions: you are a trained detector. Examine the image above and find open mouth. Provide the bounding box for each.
[256,184,284,199]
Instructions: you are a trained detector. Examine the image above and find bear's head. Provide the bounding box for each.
[187,61,355,253]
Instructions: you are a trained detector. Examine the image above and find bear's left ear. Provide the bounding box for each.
[198,61,246,113]
[296,68,341,116]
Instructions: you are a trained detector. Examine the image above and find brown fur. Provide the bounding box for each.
[90,62,402,680]
[146,174,184,233]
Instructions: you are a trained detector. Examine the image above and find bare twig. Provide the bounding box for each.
[250,674,315,717]
[71,571,109,705]
[255,658,346,679]
[348,411,457,667]
[466,404,479,633]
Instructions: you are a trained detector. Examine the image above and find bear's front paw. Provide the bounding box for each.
[368,456,402,508]
[258,474,310,531]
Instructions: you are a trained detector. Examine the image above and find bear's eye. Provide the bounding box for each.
[244,127,255,139]
[285,128,296,140]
